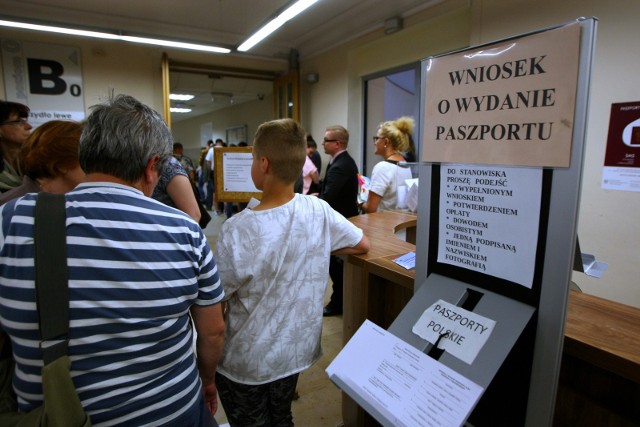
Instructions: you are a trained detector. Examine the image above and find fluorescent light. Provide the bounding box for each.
[0,19,230,53]
[0,19,119,40]
[122,36,230,53]
[170,107,192,113]
[238,0,319,52]
[170,94,195,101]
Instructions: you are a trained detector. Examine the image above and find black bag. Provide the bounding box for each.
[192,183,211,228]
[0,193,91,427]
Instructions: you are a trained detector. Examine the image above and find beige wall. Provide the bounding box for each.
[1,0,639,307]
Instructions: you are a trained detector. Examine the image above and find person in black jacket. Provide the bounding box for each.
[320,125,359,316]
[306,134,322,195]
[0,101,32,192]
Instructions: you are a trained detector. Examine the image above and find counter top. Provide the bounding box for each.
[347,211,417,267]
[564,290,640,383]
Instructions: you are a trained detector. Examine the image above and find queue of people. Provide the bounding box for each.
[0,95,418,426]
[0,96,225,426]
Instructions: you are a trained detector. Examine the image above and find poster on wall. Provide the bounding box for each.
[437,164,543,288]
[421,22,581,168]
[602,101,640,192]
[2,39,85,127]
[214,147,261,202]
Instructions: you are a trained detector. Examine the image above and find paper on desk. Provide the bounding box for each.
[393,252,415,270]
[412,300,495,365]
[584,261,608,278]
[326,320,483,427]
[581,253,608,278]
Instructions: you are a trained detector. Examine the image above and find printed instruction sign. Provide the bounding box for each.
[437,164,542,288]
[214,147,262,202]
[412,300,496,365]
[222,151,258,192]
[421,22,581,167]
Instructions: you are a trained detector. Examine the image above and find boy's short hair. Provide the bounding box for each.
[253,119,307,184]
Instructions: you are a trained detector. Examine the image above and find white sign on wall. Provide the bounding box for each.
[412,299,496,365]
[437,164,543,288]
[2,39,85,126]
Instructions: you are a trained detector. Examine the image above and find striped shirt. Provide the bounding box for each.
[0,182,223,426]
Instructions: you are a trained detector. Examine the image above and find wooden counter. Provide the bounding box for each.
[342,211,640,426]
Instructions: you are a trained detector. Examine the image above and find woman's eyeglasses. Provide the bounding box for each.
[1,117,29,127]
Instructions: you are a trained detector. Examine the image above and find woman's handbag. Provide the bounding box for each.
[192,183,212,229]
[0,193,91,427]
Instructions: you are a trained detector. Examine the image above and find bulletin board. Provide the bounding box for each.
[214,146,262,203]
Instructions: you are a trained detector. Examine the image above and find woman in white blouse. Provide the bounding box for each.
[361,116,414,213]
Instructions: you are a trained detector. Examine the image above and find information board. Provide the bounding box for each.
[214,147,261,202]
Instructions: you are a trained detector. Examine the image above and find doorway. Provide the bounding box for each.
[362,64,420,177]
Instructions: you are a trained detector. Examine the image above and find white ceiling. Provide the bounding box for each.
[0,0,440,120]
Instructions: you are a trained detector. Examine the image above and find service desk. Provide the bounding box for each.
[342,211,640,426]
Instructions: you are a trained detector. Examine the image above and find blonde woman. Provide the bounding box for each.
[361,116,414,213]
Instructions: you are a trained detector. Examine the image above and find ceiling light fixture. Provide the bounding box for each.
[170,107,192,113]
[170,94,195,101]
[0,18,231,53]
[237,0,319,52]
[0,18,119,40]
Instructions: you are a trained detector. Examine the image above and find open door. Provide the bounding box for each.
[273,71,299,121]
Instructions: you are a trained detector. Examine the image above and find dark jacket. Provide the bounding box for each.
[321,151,359,218]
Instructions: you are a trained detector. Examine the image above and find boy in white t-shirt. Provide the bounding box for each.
[214,118,369,426]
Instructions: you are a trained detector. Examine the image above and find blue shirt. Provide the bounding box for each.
[0,182,223,426]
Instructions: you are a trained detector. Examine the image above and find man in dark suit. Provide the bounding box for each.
[320,125,359,316]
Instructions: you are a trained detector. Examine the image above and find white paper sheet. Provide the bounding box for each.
[437,164,542,288]
[412,300,496,365]
[222,152,259,192]
[327,320,483,427]
[405,179,419,212]
[393,252,416,270]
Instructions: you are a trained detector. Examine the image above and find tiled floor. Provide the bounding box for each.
[204,212,344,427]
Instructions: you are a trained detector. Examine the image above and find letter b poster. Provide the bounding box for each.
[2,39,85,127]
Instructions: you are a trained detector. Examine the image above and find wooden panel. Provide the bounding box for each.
[564,290,640,383]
